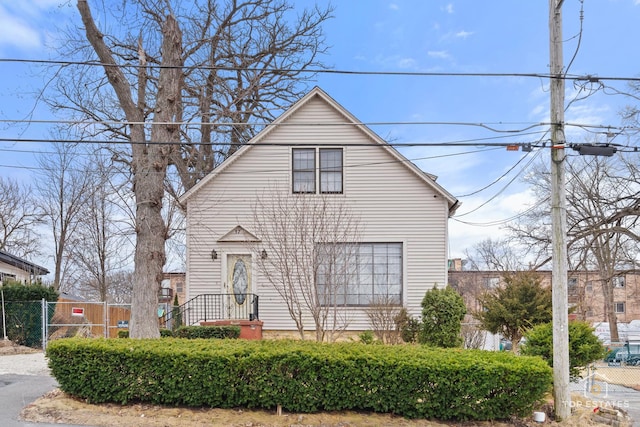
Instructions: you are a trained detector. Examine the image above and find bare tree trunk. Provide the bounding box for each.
[601,278,619,342]
[78,0,182,338]
[130,13,182,338]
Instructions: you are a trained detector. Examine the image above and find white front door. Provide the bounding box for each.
[224,253,252,318]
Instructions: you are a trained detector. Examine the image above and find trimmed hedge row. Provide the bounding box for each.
[173,325,240,339]
[46,338,552,421]
[117,325,240,339]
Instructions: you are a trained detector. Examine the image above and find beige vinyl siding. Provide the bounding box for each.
[0,261,33,283]
[186,94,450,332]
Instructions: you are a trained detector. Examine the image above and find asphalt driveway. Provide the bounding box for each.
[0,352,85,427]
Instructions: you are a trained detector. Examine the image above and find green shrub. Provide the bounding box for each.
[171,294,183,331]
[395,309,421,343]
[1,281,58,301]
[118,329,175,338]
[521,320,606,381]
[173,325,240,339]
[474,272,552,353]
[47,338,552,421]
[419,286,466,348]
[358,330,375,344]
[1,282,58,347]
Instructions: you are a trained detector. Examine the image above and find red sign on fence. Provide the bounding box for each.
[71,307,85,317]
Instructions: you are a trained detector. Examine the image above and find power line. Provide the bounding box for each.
[451,201,543,228]
[3,118,637,136]
[0,145,508,175]
[0,136,550,148]
[3,57,640,82]
[1,117,551,132]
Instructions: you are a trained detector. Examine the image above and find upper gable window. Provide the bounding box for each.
[320,148,343,193]
[292,148,343,194]
[292,148,316,193]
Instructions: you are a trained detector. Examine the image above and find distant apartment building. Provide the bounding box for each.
[447,259,640,324]
[160,272,186,305]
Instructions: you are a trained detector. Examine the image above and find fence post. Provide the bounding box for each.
[1,288,7,340]
[41,298,47,351]
[104,301,108,338]
[252,295,259,321]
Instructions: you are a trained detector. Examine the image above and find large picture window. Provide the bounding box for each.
[292,148,343,194]
[316,242,402,306]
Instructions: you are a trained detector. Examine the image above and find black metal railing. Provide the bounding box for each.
[165,293,259,327]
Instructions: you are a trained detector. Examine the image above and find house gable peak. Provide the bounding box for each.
[218,225,261,243]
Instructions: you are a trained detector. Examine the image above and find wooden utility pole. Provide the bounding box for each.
[549,0,570,420]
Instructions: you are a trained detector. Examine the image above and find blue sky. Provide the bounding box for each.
[1,1,640,267]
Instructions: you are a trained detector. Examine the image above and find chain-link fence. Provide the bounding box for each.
[0,299,135,349]
[585,342,640,392]
[574,363,640,397]
[0,300,47,349]
[46,301,132,346]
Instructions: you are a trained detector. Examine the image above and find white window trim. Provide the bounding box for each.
[291,147,344,195]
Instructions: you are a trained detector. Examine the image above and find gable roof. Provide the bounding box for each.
[180,86,459,215]
[0,250,49,276]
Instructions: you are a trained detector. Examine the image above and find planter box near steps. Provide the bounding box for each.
[200,319,263,340]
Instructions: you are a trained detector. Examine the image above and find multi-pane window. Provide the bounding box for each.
[0,272,16,283]
[292,148,343,194]
[615,302,626,313]
[292,149,316,193]
[484,277,500,289]
[316,242,402,306]
[320,148,343,193]
[613,276,626,288]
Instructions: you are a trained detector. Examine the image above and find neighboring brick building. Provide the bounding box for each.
[161,272,186,305]
[448,259,640,325]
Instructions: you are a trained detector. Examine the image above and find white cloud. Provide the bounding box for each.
[0,6,42,50]
[443,4,454,14]
[529,104,546,120]
[371,53,421,70]
[447,186,534,257]
[0,2,64,52]
[389,3,399,11]
[455,30,474,39]
[397,57,417,68]
[428,50,451,60]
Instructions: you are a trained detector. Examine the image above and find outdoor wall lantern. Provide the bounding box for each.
[261,249,268,259]
[211,249,218,261]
